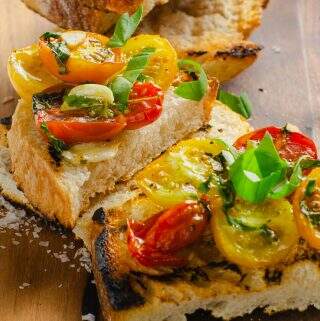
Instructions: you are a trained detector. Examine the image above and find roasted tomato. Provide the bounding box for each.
[234,126,317,162]
[39,31,125,83]
[7,44,61,100]
[122,35,178,90]
[36,108,127,145]
[126,82,164,130]
[293,168,320,249]
[127,201,208,267]
[136,138,226,207]
[211,198,299,268]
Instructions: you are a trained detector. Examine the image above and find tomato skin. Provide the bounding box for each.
[127,201,208,267]
[126,82,164,130]
[36,109,127,145]
[234,126,317,162]
[39,31,125,84]
[293,168,320,250]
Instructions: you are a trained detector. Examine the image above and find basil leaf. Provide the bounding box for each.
[174,59,208,101]
[63,95,104,109]
[108,5,143,48]
[230,133,287,203]
[41,122,68,163]
[41,32,70,74]
[268,159,303,199]
[300,159,320,170]
[110,47,156,111]
[305,180,316,197]
[217,90,252,119]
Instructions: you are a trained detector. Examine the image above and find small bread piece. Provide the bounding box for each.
[139,0,263,81]
[7,84,217,228]
[21,0,169,33]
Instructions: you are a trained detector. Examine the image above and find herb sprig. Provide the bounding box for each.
[110,47,156,111]
[108,5,143,48]
[41,32,70,74]
[174,59,208,101]
[41,122,68,163]
[218,90,252,119]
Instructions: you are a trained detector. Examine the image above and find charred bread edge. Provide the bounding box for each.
[95,227,145,310]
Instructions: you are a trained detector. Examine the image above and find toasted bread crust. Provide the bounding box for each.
[7,100,78,227]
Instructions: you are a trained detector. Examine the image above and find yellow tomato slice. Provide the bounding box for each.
[212,199,298,268]
[136,138,225,207]
[39,31,125,84]
[7,44,61,100]
[293,168,320,249]
[122,35,178,90]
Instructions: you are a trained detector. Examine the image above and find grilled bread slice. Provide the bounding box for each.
[21,0,264,82]
[73,103,320,321]
[7,82,217,228]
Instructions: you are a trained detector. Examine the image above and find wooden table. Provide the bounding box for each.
[0,1,319,321]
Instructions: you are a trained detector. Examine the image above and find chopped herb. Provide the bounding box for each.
[63,95,114,118]
[301,200,320,227]
[41,122,68,163]
[41,32,70,74]
[300,159,320,170]
[174,59,208,101]
[108,5,143,48]
[230,133,287,203]
[198,175,213,193]
[217,90,252,119]
[305,180,316,197]
[110,47,156,111]
[268,158,303,199]
[226,214,277,241]
[32,90,66,113]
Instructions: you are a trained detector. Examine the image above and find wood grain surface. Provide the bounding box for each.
[0,0,319,321]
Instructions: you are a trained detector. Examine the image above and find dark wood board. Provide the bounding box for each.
[0,0,319,320]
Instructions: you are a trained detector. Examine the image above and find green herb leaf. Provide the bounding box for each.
[300,159,320,170]
[268,158,303,199]
[41,32,70,74]
[305,180,316,197]
[198,175,213,193]
[63,95,104,109]
[229,133,287,203]
[108,5,143,48]
[226,214,277,241]
[41,122,68,163]
[110,47,156,111]
[300,200,320,226]
[174,59,208,101]
[217,90,252,119]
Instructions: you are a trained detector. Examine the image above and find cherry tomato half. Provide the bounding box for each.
[127,201,208,267]
[234,126,317,162]
[126,82,164,130]
[293,168,320,250]
[36,108,127,145]
[39,31,125,83]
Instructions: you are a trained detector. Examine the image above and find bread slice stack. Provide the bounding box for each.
[21,0,265,82]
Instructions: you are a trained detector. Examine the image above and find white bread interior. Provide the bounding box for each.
[7,87,214,228]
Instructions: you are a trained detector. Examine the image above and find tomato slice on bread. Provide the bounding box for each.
[126,82,164,130]
[39,31,124,84]
[234,126,317,162]
[127,201,208,267]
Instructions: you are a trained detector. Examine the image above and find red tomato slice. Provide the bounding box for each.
[36,108,127,145]
[127,201,208,267]
[126,82,164,130]
[234,126,317,162]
